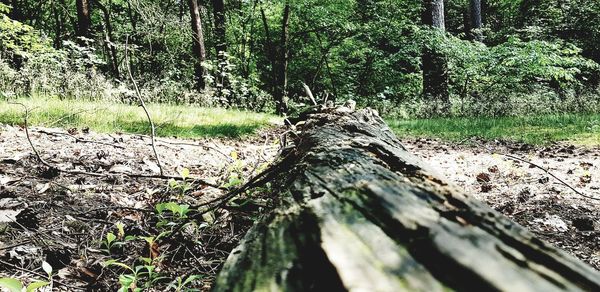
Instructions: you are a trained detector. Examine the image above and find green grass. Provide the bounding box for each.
[0,97,280,138]
[387,114,600,145]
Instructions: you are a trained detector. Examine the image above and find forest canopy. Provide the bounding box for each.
[1,0,599,117]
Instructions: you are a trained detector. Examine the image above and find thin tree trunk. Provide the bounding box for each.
[422,0,449,115]
[274,2,291,114]
[189,0,207,90]
[211,0,229,103]
[76,0,91,38]
[260,4,277,100]
[52,0,63,49]
[93,0,120,78]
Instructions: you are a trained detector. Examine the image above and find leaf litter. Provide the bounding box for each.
[0,124,280,290]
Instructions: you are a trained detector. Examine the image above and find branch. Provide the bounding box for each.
[502,153,600,201]
[124,35,164,176]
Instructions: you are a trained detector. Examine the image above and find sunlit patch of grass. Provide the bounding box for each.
[0,97,280,138]
[387,114,600,145]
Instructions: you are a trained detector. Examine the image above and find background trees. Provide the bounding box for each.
[0,0,599,117]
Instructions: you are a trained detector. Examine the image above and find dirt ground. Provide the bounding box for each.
[0,124,598,290]
[403,137,600,270]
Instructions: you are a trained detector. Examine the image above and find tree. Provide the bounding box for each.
[189,0,207,90]
[469,0,483,41]
[76,0,91,38]
[92,0,119,78]
[259,0,291,114]
[211,0,227,56]
[275,2,291,114]
[422,0,449,115]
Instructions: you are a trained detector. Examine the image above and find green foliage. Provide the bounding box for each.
[0,262,53,292]
[0,6,54,58]
[2,0,600,118]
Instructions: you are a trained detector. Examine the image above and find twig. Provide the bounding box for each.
[9,103,53,168]
[36,129,126,149]
[11,102,221,188]
[502,153,600,201]
[0,258,85,290]
[125,35,164,176]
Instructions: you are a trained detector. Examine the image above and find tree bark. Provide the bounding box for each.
[189,0,207,90]
[52,1,64,49]
[422,0,449,115]
[211,0,227,56]
[274,2,290,114]
[470,0,483,41]
[75,0,91,38]
[260,4,277,100]
[213,107,600,291]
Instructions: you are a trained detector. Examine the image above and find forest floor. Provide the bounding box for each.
[0,124,599,290]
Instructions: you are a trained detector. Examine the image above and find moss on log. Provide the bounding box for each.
[213,107,600,292]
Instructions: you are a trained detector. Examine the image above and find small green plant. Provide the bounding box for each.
[101,222,135,252]
[0,261,52,292]
[103,258,167,292]
[168,168,193,199]
[167,274,204,292]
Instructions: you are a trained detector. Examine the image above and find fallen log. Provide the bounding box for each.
[213,107,600,291]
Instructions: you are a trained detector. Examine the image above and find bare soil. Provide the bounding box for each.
[0,124,598,290]
[403,137,600,270]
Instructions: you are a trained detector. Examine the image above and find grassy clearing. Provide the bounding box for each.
[387,114,600,145]
[0,97,280,138]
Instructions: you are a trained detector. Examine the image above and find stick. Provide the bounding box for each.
[36,129,126,149]
[125,35,164,176]
[502,153,600,201]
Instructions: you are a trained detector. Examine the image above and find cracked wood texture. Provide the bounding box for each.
[213,108,600,292]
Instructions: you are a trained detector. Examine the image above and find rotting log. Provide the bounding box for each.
[213,107,600,292]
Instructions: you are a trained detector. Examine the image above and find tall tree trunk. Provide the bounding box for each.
[211,0,229,103]
[470,0,483,41]
[274,2,291,115]
[52,1,64,49]
[422,0,449,115]
[75,0,91,38]
[211,0,227,56]
[260,4,277,99]
[93,0,119,78]
[189,0,207,90]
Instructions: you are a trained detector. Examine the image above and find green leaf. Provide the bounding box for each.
[118,274,135,289]
[26,281,50,292]
[103,260,133,271]
[182,274,203,286]
[106,232,117,245]
[116,222,125,238]
[0,278,23,292]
